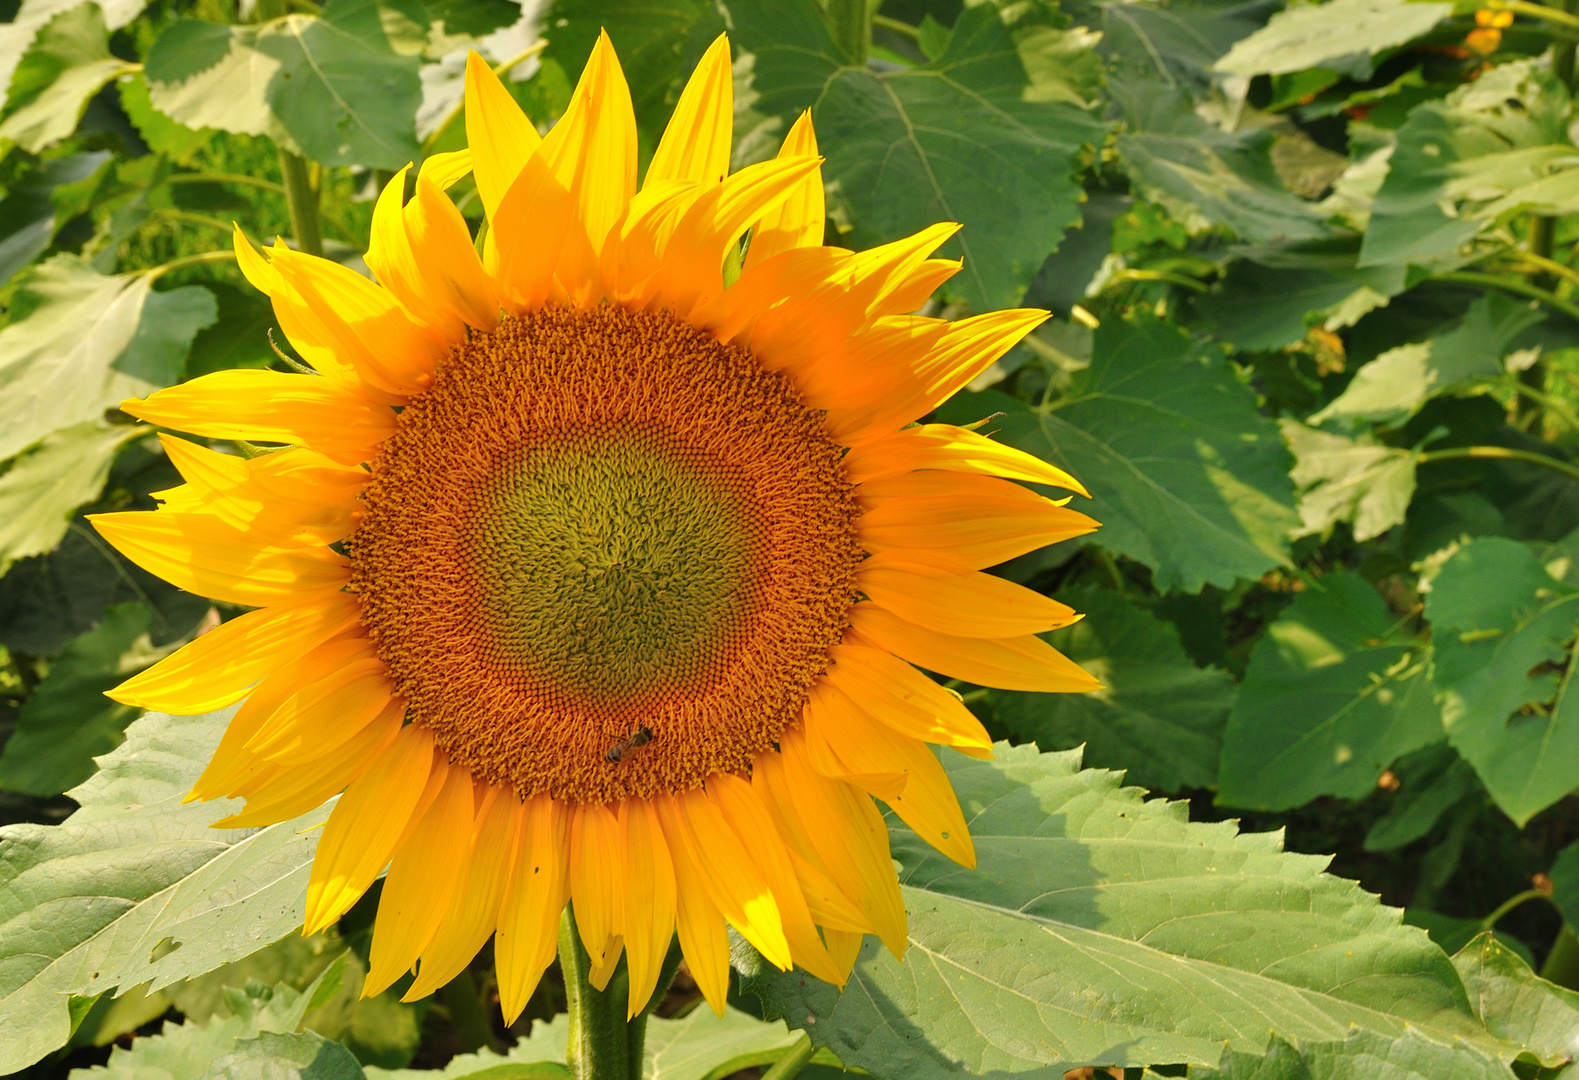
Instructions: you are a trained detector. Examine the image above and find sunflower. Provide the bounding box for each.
[89,32,1100,1020]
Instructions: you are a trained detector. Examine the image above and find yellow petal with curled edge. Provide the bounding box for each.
[856,550,1077,639]
[743,111,824,271]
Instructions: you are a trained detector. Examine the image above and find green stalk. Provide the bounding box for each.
[761,1034,817,1080]
[438,967,505,1054]
[278,150,323,258]
[827,0,870,64]
[1544,925,1579,989]
[559,908,632,1080]
[1416,444,1579,484]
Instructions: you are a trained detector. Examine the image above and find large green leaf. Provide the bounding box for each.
[744,742,1510,1076]
[730,0,1104,310]
[0,601,162,796]
[0,150,109,288]
[1360,61,1579,268]
[939,313,1297,592]
[206,1031,368,1080]
[0,2,136,152]
[1216,573,1442,811]
[363,1016,571,1079]
[0,421,147,575]
[0,0,147,114]
[987,586,1233,791]
[0,708,330,1074]
[1214,0,1451,79]
[1183,1029,1513,1080]
[145,0,421,169]
[643,1006,838,1080]
[1281,418,1417,543]
[1426,536,1579,826]
[1314,293,1557,426]
[1198,244,1408,351]
[1363,743,1480,852]
[63,967,345,1080]
[0,255,215,462]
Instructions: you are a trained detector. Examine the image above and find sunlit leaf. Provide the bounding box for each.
[0,421,146,575]
[1217,573,1441,811]
[1215,0,1451,79]
[0,708,329,1074]
[1281,418,1417,542]
[1427,536,1579,826]
[0,2,137,152]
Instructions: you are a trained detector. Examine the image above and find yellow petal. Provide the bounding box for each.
[842,423,1089,494]
[213,702,401,829]
[707,774,846,985]
[88,510,350,608]
[803,685,975,867]
[304,725,437,935]
[743,111,824,271]
[775,730,907,956]
[646,33,732,188]
[496,793,569,1024]
[407,783,524,1000]
[109,592,359,713]
[824,642,994,754]
[365,759,475,997]
[488,149,578,312]
[569,802,620,967]
[824,928,864,983]
[421,147,473,190]
[748,753,870,937]
[662,799,730,1016]
[464,50,542,222]
[189,634,377,800]
[857,471,1099,569]
[243,658,394,764]
[856,550,1078,638]
[156,436,361,546]
[654,791,792,971]
[618,799,677,1018]
[849,602,1102,693]
[542,30,636,282]
[122,370,396,466]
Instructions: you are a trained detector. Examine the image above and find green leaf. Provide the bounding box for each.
[145,0,422,170]
[0,150,109,287]
[118,71,215,164]
[643,1006,834,1080]
[0,708,331,1074]
[1452,932,1579,1069]
[1363,743,1480,852]
[743,742,1508,1076]
[1426,536,1579,826]
[940,313,1298,592]
[0,421,147,575]
[205,1031,368,1080]
[732,0,1105,310]
[1555,842,1579,928]
[422,0,520,37]
[544,0,718,150]
[987,586,1233,791]
[184,282,281,378]
[363,1015,571,1079]
[1216,573,1442,811]
[0,601,164,795]
[1196,239,1409,351]
[1114,94,1335,245]
[0,255,216,462]
[1214,0,1451,79]
[0,2,136,153]
[77,967,349,1080]
[0,0,147,114]
[1313,293,1553,426]
[1403,911,1534,971]
[1184,1029,1513,1080]
[1361,61,1579,268]
[1098,0,1273,94]
[1281,418,1417,543]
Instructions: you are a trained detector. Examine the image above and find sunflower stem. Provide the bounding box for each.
[559,906,635,1080]
[762,1033,816,1080]
[279,149,323,258]
[827,0,870,63]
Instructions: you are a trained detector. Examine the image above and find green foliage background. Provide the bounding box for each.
[3,0,1579,1076]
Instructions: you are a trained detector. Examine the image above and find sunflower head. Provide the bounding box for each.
[91,30,1100,1021]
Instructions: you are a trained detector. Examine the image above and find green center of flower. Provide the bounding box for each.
[471,428,755,700]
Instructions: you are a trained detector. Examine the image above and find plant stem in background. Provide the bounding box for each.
[279,150,323,258]
[1416,444,1579,484]
[827,0,870,64]
[438,967,505,1054]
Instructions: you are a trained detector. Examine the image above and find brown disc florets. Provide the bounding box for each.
[349,305,862,803]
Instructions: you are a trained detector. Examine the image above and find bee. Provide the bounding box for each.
[605,726,653,763]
